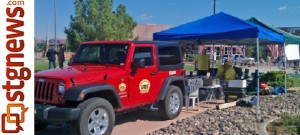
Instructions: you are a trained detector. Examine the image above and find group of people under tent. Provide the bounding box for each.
[194,49,236,99]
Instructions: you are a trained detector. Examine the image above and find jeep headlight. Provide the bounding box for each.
[58,82,65,94]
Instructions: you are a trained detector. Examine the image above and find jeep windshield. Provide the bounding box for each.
[72,44,129,65]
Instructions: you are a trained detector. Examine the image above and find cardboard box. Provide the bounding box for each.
[203,76,219,86]
[228,80,247,88]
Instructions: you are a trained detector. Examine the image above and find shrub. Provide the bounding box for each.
[186,55,196,62]
[260,71,293,88]
[281,114,300,134]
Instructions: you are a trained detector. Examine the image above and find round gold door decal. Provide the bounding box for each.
[139,79,150,94]
[119,83,126,92]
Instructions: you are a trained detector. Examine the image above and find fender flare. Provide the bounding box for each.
[63,83,123,109]
[157,76,185,101]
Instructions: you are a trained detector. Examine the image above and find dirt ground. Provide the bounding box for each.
[35,101,222,135]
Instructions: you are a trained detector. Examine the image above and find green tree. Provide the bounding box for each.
[65,0,137,51]
[113,4,137,40]
[245,46,255,57]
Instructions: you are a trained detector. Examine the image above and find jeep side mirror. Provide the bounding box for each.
[131,59,145,75]
[132,59,145,68]
[68,55,74,66]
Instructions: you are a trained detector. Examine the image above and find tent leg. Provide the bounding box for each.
[284,43,287,94]
[212,44,215,74]
[256,38,260,121]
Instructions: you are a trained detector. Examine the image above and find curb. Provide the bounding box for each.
[259,117,280,135]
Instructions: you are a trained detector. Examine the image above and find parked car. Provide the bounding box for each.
[222,54,230,62]
[34,41,185,134]
[222,54,255,64]
[232,54,255,64]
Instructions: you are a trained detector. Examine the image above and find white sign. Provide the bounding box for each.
[285,44,300,60]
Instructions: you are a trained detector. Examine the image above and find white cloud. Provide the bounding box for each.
[278,6,287,11]
[137,14,153,20]
[298,5,300,9]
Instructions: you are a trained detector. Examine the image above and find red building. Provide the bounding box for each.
[132,24,245,57]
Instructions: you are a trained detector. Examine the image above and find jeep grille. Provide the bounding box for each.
[35,78,60,104]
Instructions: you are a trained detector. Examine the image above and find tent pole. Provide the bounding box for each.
[213,44,215,74]
[284,43,287,94]
[256,38,260,121]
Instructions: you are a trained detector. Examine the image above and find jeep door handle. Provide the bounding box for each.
[150,71,158,75]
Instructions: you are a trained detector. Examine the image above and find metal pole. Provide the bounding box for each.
[230,45,233,60]
[212,0,216,73]
[284,43,287,94]
[54,0,57,51]
[213,0,216,15]
[213,44,215,73]
[256,38,260,120]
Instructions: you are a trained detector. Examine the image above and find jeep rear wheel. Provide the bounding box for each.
[71,98,115,135]
[159,85,183,120]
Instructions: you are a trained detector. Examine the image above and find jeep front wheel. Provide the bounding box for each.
[159,85,183,120]
[34,119,48,131]
[71,98,115,135]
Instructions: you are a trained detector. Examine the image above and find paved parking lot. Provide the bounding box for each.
[35,102,220,135]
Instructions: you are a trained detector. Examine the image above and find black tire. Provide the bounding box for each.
[34,119,48,131]
[158,85,183,120]
[70,98,115,135]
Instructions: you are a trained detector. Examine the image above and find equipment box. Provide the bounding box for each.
[228,80,247,88]
[224,87,246,103]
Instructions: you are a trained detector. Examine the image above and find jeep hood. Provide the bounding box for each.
[35,65,126,84]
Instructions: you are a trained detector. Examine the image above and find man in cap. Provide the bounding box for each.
[217,60,236,98]
[195,49,210,76]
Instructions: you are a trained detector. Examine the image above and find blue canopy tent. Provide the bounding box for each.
[153,12,285,119]
[154,12,283,44]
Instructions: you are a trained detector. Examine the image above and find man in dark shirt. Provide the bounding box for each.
[58,44,65,68]
[46,46,57,69]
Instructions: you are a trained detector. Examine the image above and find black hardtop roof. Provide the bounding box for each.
[134,41,181,48]
[82,40,180,47]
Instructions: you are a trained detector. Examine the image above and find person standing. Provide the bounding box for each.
[46,46,57,69]
[277,55,283,69]
[58,44,65,68]
[195,49,210,76]
[293,60,298,69]
[266,54,271,66]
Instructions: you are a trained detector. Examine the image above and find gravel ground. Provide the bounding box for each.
[149,92,300,135]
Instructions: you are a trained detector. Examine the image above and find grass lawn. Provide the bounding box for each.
[184,65,194,72]
[288,74,300,87]
[267,114,300,135]
[35,61,58,72]
[36,62,197,72]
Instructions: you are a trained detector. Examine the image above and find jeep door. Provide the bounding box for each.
[128,44,159,104]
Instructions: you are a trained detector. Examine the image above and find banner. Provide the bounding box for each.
[285,44,300,60]
[0,0,34,134]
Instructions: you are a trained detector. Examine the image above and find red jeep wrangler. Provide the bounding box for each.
[35,41,185,135]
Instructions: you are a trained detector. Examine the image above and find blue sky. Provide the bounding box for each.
[35,0,300,39]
